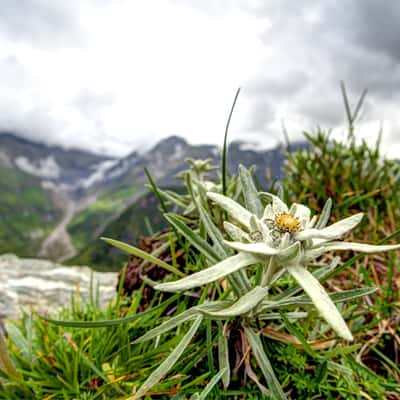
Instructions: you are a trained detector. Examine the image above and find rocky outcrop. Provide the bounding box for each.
[0,254,117,320]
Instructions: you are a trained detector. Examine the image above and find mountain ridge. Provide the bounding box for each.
[0,131,307,264]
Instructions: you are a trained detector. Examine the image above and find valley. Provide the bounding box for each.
[38,189,98,261]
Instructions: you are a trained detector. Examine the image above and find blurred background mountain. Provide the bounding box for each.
[0,131,306,270]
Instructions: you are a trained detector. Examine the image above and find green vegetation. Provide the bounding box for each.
[68,189,169,270]
[0,162,60,256]
[67,187,140,252]
[1,89,400,399]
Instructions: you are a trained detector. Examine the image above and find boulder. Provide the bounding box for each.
[0,254,117,320]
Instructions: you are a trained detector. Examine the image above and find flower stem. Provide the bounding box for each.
[261,257,276,287]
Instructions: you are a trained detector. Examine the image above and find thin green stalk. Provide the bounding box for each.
[144,167,186,249]
[206,319,216,374]
[222,88,241,196]
[383,252,395,316]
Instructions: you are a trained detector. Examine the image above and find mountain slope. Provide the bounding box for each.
[67,190,167,270]
[67,185,141,253]
[0,159,61,256]
[0,132,116,259]
[0,132,113,187]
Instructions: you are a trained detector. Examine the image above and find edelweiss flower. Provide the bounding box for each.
[155,190,400,342]
[206,192,400,341]
[208,192,399,262]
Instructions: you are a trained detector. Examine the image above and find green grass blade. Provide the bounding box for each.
[222,88,241,196]
[101,237,185,277]
[164,213,221,263]
[340,81,353,140]
[42,293,180,328]
[144,167,168,214]
[131,316,203,399]
[159,189,188,209]
[279,312,317,358]
[352,88,368,123]
[197,202,232,258]
[144,166,183,245]
[244,326,287,400]
[6,323,30,360]
[197,367,227,400]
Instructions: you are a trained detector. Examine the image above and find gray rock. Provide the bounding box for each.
[0,254,118,320]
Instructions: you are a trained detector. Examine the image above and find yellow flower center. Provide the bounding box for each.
[274,213,301,233]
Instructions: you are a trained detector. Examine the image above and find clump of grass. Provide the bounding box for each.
[282,84,400,395]
[0,282,209,399]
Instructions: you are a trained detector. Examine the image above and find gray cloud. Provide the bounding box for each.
[241,97,275,133]
[246,69,311,99]
[236,0,400,144]
[0,0,84,47]
[295,94,345,127]
[329,1,400,63]
[73,90,115,119]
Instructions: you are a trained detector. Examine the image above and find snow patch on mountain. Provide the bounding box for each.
[235,141,267,152]
[78,159,119,189]
[106,161,131,180]
[211,146,220,157]
[15,155,61,179]
[170,143,185,161]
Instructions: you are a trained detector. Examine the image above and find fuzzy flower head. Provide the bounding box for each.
[206,191,400,263]
[272,213,301,234]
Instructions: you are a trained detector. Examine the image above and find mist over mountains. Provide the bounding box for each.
[0,131,306,269]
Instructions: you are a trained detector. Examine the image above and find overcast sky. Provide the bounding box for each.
[0,0,399,157]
